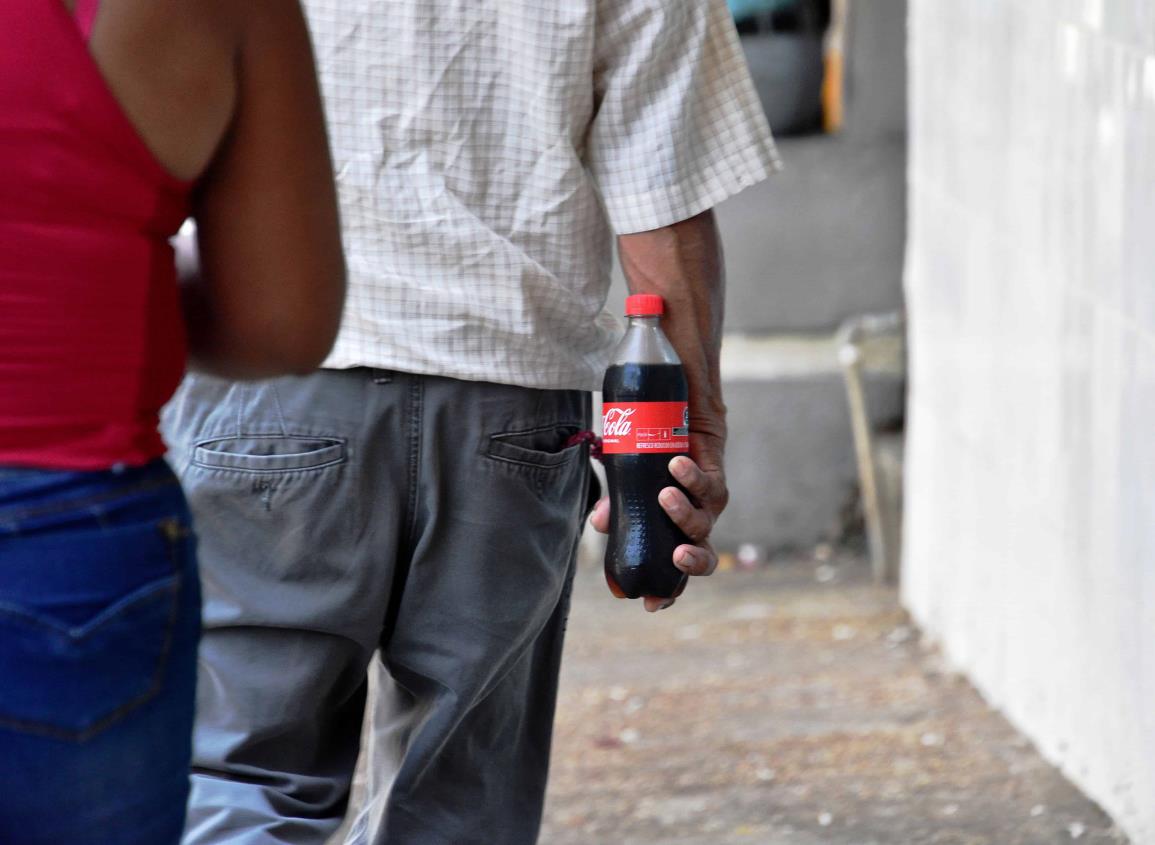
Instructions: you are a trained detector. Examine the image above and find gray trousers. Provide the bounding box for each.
[161,369,593,845]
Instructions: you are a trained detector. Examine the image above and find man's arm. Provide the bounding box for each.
[590,210,730,613]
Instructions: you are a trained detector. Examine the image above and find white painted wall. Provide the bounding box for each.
[904,2,1155,841]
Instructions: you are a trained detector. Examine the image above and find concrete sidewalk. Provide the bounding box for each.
[540,554,1128,845]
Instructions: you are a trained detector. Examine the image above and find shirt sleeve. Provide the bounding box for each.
[585,0,782,235]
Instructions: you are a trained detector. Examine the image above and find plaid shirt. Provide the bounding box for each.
[307,0,780,390]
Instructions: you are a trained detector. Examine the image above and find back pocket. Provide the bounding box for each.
[193,435,346,473]
[0,519,185,741]
[485,423,584,470]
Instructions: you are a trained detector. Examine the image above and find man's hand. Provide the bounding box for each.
[590,431,729,612]
[603,209,729,612]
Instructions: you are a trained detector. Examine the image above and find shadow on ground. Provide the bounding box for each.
[541,553,1128,845]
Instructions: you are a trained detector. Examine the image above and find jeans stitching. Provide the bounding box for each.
[0,517,187,742]
[191,457,346,475]
[266,382,290,435]
[193,433,347,447]
[191,438,347,474]
[484,433,585,500]
[485,437,585,469]
[0,578,177,636]
[404,377,424,546]
[0,475,179,526]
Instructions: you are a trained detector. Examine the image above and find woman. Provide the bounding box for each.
[0,0,345,841]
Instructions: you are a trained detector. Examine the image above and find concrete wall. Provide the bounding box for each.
[724,0,907,334]
[904,2,1155,841]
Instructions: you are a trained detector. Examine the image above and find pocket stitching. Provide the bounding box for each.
[484,422,585,470]
[0,518,185,742]
[0,476,180,527]
[192,434,347,474]
[0,576,177,638]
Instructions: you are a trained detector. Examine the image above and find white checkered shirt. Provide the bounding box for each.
[306,0,780,390]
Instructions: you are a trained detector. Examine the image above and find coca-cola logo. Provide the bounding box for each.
[603,407,636,437]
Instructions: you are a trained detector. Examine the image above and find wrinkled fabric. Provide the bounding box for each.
[163,369,593,844]
[305,0,780,390]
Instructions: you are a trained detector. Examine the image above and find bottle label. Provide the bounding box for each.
[601,402,690,455]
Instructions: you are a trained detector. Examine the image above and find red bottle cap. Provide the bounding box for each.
[625,294,665,316]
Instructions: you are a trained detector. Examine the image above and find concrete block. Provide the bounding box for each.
[715,135,906,333]
[845,0,908,139]
[712,371,903,553]
[740,33,825,136]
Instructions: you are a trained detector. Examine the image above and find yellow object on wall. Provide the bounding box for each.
[822,0,849,132]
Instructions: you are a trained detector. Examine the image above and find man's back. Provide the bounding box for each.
[305,0,778,389]
[169,4,776,842]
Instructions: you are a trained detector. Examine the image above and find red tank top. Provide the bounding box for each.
[0,0,194,469]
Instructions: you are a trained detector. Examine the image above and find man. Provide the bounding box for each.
[163,1,779,842]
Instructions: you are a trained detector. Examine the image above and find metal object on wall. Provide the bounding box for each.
[837,311,905,583]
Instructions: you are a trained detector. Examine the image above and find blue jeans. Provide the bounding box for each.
[0,460,200,845]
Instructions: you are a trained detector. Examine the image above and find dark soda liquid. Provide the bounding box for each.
[602,363,691,599]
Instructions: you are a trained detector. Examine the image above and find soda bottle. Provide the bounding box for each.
[601,293,691,600]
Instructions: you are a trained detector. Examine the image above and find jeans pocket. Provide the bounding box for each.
[0,519,185,742]
[485,423,585,469]
[192,435,346,473]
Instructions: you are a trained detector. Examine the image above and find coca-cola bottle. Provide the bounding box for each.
[601,294,691,600]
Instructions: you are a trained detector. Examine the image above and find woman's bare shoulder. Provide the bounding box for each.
[83,0,242,181]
